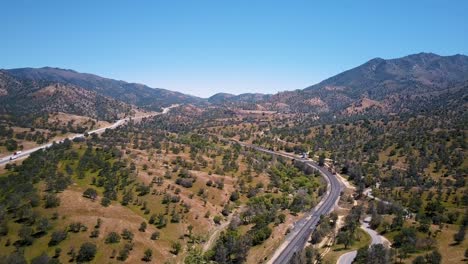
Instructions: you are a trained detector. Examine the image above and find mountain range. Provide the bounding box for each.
[211,52,468,114]
[1,52,467,125]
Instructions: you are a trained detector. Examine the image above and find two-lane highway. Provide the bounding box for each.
[0,105,177,166]
[235,143,343,264]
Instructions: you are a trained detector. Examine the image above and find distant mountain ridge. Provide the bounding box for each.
[5,67,204,110]
[1,52,467,122]
[208,92,269,104]
[305,52,468,94]
[214,53,468,114]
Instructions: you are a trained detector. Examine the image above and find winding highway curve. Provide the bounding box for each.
[2,107,343,264]
[236,143,344,264]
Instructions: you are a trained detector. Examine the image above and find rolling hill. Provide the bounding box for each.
[5,67,203,110]
[212,53,468,115]
[1,52,467,125]
[0,70,136,126]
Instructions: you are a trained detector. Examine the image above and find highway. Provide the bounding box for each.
[235,143,343,264]
[0,105,177,166]
[1,110,341,264]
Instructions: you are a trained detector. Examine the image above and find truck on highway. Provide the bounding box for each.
[9,151,22,160]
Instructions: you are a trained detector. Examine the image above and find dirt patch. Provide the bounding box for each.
[47,112,110,129]
[344,98,384,114]
[58,188,173,262]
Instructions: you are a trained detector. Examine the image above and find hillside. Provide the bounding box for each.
[0,71,135,126]
[216,53,468,114]
[301,52,468,112]
[5,67,203,110]
[5,52,466,118]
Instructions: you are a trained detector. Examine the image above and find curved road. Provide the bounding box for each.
[337,216,391,264]
[235,143,343,264]
[2,110,341,264]
[0,105,176,166]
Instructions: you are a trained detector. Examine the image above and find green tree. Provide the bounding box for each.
[44,193,60,208]
[425,250,442,264]
[454,226,466,244]
[76,242,97,262]
[150,231,160,240]
[100,197,111,207]
[5,139,18,151]
[83,188,98,200]
[213,215,222,225]
[318,153,325,166]
[229,191,240,201]
[337,230,352,249]
[142,249,152,262]
[171,241,182,255]
[105,232,121,244]
[412,256,425,264]
[121,229,134,241]
[139,221,147,232]
[48,230,67,246]
[31,253,50,264]
[184,247,207,264]
[18,225,34,245]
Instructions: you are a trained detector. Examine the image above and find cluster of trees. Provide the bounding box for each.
[0,124,53,148]
[354,244,394,264]
[0,140,75,248]
[0,136,156,262]
[310,213,337,245]
[336,206,364,249]
[206,98,466,261]
[202,154,325,262]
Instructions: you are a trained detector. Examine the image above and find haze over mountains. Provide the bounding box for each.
[1,52,467,125]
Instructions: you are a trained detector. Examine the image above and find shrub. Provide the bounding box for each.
[48,230,67,246]
[150,231,160,240]
[105,232,121,244]
[68,222,83,233]
[31,253,50,264]
[139,222,147,232]
[229,191,240,201]
[83,188,98,200]
[213,215,222,225]
[44,194,60,208]
[121,229,134,241]
[100,197,111,207]
[76,242,97,262]
[175,178,193,188]
[142,249,152,262]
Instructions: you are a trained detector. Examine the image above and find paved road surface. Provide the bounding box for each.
[232,143,343,264]
[0,105,176,166]
[337,250,358,264]
[361,216,390,246]
[337,216,391,264]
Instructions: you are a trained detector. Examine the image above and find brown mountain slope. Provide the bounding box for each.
[215,53,468,115]
[5,67,203,110]
[0,72,134,126]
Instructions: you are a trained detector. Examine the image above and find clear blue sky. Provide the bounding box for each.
[2,1,467,97]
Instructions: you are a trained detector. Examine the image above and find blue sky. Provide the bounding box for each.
[2,1,467,97]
